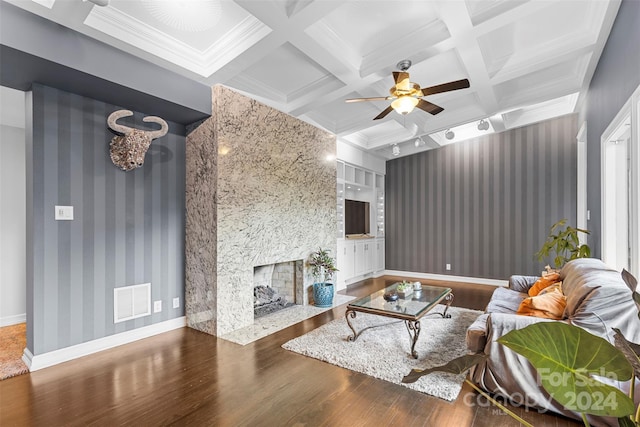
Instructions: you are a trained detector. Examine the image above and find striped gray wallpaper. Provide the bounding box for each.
[385,114,578,279]
[27,84,185,355]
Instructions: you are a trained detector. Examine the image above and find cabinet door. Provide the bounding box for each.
[363,242,373,273]
[375,239,385,272]
[342,241,355,281]
[354,241,366,276]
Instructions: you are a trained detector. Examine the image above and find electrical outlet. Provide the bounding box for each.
[153,300,162,313]
[446,263,451,271]
[172,297,180,309]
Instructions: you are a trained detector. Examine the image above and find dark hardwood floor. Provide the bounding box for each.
[0,276,579,426]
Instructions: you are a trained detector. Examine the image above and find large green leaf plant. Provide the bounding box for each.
[403,270,640,427]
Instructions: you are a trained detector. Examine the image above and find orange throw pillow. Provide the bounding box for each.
[528,272,561,296]
[518,286,566,320]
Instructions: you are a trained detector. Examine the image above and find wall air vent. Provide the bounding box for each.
[114,283,151,323]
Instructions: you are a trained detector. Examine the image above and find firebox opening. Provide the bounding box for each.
[253,260,303,319]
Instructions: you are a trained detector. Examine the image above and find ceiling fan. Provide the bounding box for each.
[346,60,470,120]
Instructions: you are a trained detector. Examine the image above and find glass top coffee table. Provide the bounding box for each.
[345,283,454,359]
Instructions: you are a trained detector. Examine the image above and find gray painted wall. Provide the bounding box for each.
[26,84,186,355]
[385,114,578,279]
[585,0,640,258]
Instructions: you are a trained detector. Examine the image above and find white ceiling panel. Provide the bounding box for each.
[477,0,603,79]
[494,53,591,107]
[227,42,343,104]
[313,1,441,57]
[465,0,529,26]
[6,0,622,159]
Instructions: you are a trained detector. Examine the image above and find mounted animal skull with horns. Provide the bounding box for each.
[107,110,169,171]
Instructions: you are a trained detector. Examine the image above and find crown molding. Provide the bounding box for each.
[84,7,271,78]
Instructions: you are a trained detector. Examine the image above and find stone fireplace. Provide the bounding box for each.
[185,85,336,337]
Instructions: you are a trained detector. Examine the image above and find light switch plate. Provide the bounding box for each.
[55,206,74,220]
[172,297,180,309]
[154,300,162,313]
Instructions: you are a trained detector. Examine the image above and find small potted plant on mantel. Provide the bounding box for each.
[308,248,338,308]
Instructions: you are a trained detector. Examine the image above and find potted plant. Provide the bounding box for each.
[308,248,338,308]
[396,281,413,298]
[535,219,591,270]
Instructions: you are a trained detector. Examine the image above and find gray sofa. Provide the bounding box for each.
[466,258,640,426]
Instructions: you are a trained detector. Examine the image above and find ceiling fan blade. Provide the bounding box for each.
[345,97,390,103]
[416,99,444,115]
[393,71,411,92]
[420,79,470,96]
[373,105,394,120]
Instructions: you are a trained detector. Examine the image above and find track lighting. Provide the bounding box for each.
[414,137,425,148]
[445,129,455,140]
[392,144,400,156]
[477,119,490,131]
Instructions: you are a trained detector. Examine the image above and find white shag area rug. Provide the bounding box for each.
[282,305,483,401]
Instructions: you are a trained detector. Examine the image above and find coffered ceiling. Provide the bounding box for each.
[5,0,621,159]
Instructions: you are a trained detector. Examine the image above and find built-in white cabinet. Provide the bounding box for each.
[336,238,384,288]
[354,241,371,276]
[335,160,385,288]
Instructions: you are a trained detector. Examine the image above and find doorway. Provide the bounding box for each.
[601,85,640,275]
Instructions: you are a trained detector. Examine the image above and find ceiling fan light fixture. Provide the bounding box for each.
[391,96,419,115]
[445,129,455,140]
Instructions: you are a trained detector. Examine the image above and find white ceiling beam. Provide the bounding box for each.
[435,1,498,116]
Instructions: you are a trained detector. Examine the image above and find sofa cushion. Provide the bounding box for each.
[528,272,561,296]
[485,287,528,314]
[517,285,566,319]
[560,259,640,342]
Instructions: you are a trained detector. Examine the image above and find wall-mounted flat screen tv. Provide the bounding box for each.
[345,199,370,235]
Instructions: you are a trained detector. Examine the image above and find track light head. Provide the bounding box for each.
[477,119,490,131]
[445,129,455,140]
[392,144,400,156]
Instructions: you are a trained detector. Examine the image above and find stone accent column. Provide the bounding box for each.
[185,88,218,335]
[186,85,336,336]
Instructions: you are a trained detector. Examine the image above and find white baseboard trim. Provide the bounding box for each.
[0,313,26,327]
[344,270,385,287]
[23,316,186,372]
[384,270,508,287]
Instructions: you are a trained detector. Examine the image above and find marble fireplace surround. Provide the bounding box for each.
[185,85,336,337]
